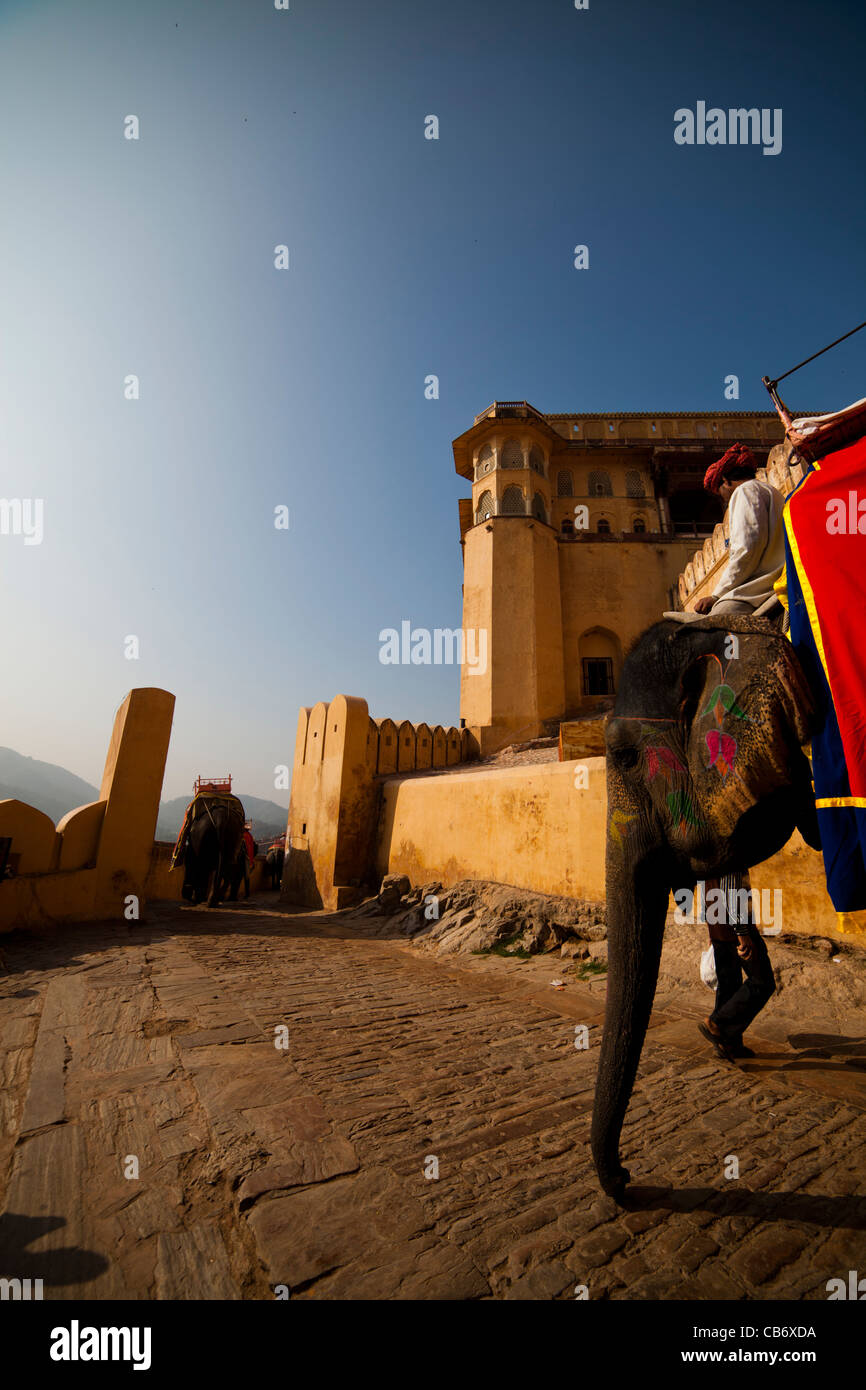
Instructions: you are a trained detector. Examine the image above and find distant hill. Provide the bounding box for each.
[0,747,99,825]
[0,747,288,848]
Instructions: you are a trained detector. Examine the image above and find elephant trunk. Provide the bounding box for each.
[591,830,672,1202]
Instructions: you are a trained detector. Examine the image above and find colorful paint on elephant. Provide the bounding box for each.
[610,809,637,846]
[702,683,749,725]
[666,789,704,835]
[645,745,686,783]
[705,729,738,778]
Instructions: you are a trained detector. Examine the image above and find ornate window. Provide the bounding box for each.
[588,469,612,497]
[625,469,645,498]
[502,438,523,469]
[529,445,545,475]
[556,469,574,497]
[501,485,525,515]
[475,444,495,481]
[633,516,646,533]
[531,491,548,523]
[561,518,574,535]
[475,489,494,523]
[597,517,611,534]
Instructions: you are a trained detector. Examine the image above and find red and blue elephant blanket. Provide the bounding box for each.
[779,431,866,913]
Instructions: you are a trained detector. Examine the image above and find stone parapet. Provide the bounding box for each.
[0,688,175,932]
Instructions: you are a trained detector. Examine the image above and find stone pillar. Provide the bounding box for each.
[283,695,378,910]
[93,688,175,918]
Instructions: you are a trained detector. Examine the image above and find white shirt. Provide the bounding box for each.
[712,478,786,608]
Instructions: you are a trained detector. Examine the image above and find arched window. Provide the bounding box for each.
[560,518,574,535]
[529,445,545,475]
[501,485,525,515]
[597,518,611,534]
[531,492,548,523]
[579,627,620,697]
[502,438,523,469]
[556,469,574,497]
[588,470,612,497]
[633,516,646,533]
[475,444,494,481]
[475,489,494,524]
[625,469,645,498]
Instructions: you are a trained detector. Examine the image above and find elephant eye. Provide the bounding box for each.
[612,746,640,770]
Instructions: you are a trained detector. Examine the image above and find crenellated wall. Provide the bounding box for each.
[282,696,479,910]
[0,688,175,932]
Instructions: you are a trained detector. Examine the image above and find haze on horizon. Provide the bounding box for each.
[1,0,864,802]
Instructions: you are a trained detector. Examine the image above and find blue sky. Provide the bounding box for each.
[1,0,864,801]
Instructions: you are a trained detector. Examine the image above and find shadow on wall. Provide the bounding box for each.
[0,689,175,932]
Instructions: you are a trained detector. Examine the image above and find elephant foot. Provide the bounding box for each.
[598,1165,630,1204]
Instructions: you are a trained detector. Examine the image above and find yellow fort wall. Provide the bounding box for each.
[282,695,478,910]
[0,688,175,932]
[379,764,862,941]
[378,759,607,901]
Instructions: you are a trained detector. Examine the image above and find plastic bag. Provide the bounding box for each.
[700,945,718,991]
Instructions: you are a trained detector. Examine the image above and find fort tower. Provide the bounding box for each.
[452,402,784,754]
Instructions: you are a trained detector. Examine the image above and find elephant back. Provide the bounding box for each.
[188,791,246,828]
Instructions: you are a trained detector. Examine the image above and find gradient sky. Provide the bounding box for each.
[1,0,864,802]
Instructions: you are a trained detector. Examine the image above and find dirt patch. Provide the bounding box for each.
[350,877,605,956]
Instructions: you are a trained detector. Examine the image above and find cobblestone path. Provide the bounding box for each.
[1,900,864,1299]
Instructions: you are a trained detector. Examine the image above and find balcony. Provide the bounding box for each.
[473,401,547,425]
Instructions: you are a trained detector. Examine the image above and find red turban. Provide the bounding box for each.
[703,443,756,494]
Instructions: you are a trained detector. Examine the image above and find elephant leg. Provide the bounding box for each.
[208,853,222,907]
[591,842,672,1202]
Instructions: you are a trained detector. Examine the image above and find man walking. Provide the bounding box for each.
[698,877,777,1062]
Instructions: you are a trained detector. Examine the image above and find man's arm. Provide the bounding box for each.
[713,481,768,598]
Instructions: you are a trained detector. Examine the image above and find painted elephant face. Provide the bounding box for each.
[605,617,816,877]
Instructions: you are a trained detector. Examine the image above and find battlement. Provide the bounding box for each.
[284,696,479,910]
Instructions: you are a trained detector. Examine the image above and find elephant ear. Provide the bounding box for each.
[681,630,817,843]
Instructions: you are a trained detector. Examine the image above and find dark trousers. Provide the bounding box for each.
[710,923,776,1042]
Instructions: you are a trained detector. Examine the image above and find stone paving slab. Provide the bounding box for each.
[0,901,864,1300]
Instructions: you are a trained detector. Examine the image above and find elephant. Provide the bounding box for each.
[591,613,821,1202]
[266,844,284,890]
[180,796,246,908]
